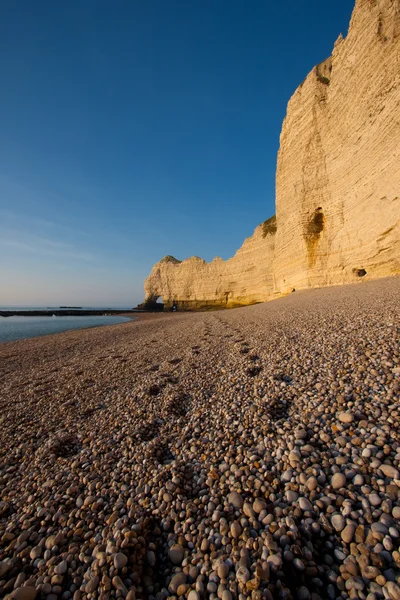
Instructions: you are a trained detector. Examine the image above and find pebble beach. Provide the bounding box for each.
[1,277,400,600]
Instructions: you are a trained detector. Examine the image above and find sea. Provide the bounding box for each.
[0,306,133,343]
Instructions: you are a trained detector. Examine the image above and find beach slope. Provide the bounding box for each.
[1,277,400,599]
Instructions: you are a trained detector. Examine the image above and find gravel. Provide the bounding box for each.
[0,277,400,599]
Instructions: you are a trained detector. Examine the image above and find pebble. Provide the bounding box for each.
[217,562,229,579]
[341,524,356,544]
[369,493,382,506]
[4,589,37,600]
[331,513,346,532]
[338,412,354,423]
[230,522,242,538]
[85,577,99,594]
[331,472,346,489]
[297,586,311,600]
[147,550,156,567]
[29,546,42,560]
[227,491,243,509]
[298,497,313,511]
[236,566,250,584]
[379,465,399,479]
[386,582,400,600]
[306,476,318,491]
[286,490,299,503]
[0,561,11,578]
[55,561,68,575]
[253,498,267,513]
[0,278,399,600]
[113,552,128,569]
[168,544,184,565]
[169,572,186,594]
[112,576,127,594]
[281,469,293,483]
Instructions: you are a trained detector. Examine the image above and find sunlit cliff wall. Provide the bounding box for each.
[143,0,400,310]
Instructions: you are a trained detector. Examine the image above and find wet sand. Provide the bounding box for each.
[0,277,399,600]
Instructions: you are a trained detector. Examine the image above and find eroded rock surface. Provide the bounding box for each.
[144,219,277,310]
[274,0,400,294]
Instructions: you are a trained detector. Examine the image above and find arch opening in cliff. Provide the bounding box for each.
[143,296,164,311]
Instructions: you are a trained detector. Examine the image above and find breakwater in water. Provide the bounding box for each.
[0,309,141,317]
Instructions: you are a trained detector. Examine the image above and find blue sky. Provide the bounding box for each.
[0,0,353,306]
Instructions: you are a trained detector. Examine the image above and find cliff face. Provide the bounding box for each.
[274,0,400,293]
[143,0,400,310]
[144,219,277,309]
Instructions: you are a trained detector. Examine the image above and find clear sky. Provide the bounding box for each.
[0,0,354,307]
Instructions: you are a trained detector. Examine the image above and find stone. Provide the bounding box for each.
[5,589,37,600]
[230,522,242,538]
[169,572,187,594]
[113,552,128,569]
[0,561,11,578]
[286,490,299,503]
[306,476,318,491]
[243,502,255,518]
[289,450,301,465]
[379,464,399,479]
[29,546,42,560]
[55,560,68,575]
[112,576,127,594]
[331,513,346,532]
[338,412,354,424]
[297,586,311,600]
[236,566,250,584]
[267,554,282,571]
[85,577,99,594]
[341,524,356,544]
[253,498,267,513]
[369,494,381,507]
[331,473,346,489]
[298,497,313,511]
[147,550,156,567]
[218,562,230,579]
[227,491,243,509]
[386,582,400,600]
[169,544,184,565]
[282,469,293,483]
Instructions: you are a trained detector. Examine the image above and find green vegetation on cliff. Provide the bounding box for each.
[261,215,277,238]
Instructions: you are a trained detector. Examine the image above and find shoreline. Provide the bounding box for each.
[0,314,137,345]
[1,277,399,600]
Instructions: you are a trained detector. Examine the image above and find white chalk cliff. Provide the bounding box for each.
[143,0,400,310]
